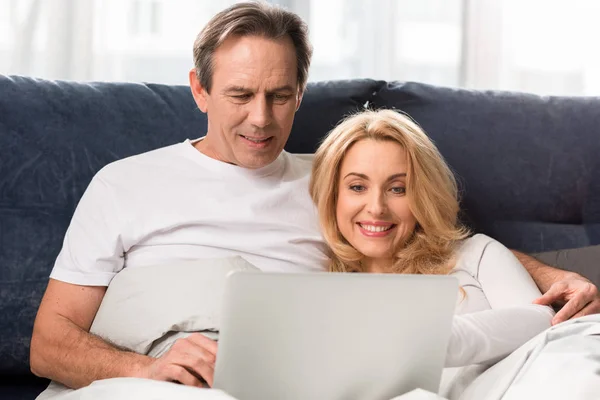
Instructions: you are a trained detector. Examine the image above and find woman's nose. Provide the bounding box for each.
[366,192,387,216]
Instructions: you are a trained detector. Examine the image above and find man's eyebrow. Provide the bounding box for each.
[222,85,296,95]
[223,86,250,93]
[343,172,406,181]
[266,85,295,94]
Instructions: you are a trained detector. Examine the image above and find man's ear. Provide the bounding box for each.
[189,69,209,113]
[295,89,304,112]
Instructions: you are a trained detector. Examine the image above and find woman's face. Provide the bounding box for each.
[336,139,417,272]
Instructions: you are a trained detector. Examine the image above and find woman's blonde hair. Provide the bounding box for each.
[309,109,469,275]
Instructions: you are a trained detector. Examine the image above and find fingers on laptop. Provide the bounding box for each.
[156,333,219,387]
[187,332,219,357]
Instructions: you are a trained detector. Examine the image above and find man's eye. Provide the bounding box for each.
[273,94,292,103]
[232,94,252,100]
[349,185,365,192]
[390,187,406,195]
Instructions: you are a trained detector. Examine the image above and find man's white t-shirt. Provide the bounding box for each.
[50,139,329,286]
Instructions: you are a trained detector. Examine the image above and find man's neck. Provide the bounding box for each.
[193,137,235,166]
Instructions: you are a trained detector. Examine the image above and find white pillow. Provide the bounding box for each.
[90,256,260,355]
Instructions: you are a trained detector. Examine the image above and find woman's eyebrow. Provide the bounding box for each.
[343,172,369,180]
[343,172,406,181]
[386,173,407,182]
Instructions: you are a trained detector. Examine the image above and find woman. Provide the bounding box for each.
[309,109,554,371]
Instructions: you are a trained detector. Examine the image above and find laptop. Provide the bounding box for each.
[213,271,458,400]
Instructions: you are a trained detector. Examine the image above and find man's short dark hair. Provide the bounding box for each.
[193,1,313,93]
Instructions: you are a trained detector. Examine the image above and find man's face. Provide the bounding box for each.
[189,34,302,169]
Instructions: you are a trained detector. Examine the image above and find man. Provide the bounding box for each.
[30,1,600,392]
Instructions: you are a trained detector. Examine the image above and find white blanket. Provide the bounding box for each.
[41,378,236,400]
[459,314,600,400]
[40,314,600,400]
[401,314,600,400]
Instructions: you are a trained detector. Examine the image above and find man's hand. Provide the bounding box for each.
[138,333,218,387]
[533,273,600,325]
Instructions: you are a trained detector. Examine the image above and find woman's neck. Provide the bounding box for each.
[363,258,393,273]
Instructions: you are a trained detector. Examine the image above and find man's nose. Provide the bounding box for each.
[247,96,273,129]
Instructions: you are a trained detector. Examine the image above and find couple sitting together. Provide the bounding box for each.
[31,2,600,400]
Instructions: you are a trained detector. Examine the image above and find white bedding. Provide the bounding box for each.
[39,315,600,400]
[398,315,600,400]
[459,314,600,400]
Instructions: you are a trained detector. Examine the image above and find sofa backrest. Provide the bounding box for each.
[373,82,600,252]
[1,75,599,376]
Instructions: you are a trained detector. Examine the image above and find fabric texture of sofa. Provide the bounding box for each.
[1,75,599,399]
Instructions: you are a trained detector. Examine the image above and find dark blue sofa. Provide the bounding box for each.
[1,75,599,399]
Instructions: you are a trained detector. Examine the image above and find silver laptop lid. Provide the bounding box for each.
[214,272,458,400]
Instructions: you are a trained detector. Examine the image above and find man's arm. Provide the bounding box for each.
[512,250,600,324]
[31,279,218,389]
[512,250,564,293]
[30,279,149,388]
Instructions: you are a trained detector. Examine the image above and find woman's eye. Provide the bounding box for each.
[390,187,406,194]
[349,185,365,192]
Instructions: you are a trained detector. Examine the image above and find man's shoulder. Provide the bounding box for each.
[288,153,315,164]
[98,141,186,180]
[284,152,315,175]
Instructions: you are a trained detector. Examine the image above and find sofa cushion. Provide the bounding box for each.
[288,79,383,152]
[0,376,49,400]
[534,244,600,286]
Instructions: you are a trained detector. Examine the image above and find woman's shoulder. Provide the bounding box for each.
[453,234,503,275]
[456,233,496,254]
